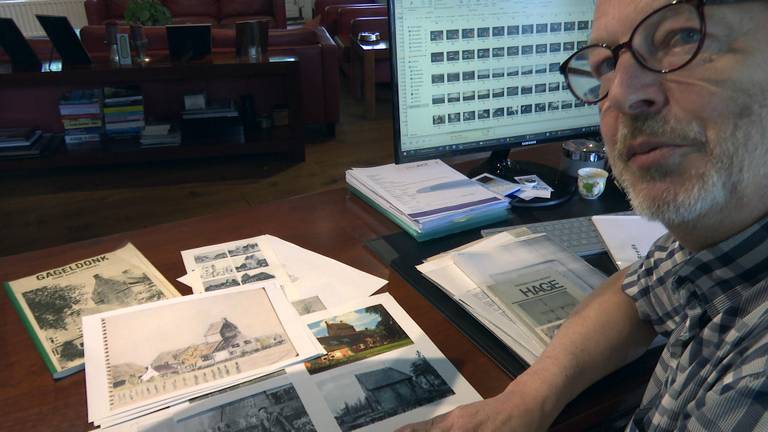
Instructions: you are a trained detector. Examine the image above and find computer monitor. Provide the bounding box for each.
[389,0,601,206]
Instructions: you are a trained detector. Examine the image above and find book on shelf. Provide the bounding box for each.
[346,159,510,241]
[0,133,50,159]
[103,85,143,107]
[3,243,181,379]
[417,231,606,364]
[140,123,181,147]
[0,127,42,148]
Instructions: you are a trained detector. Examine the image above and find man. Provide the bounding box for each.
[400,0,768,430]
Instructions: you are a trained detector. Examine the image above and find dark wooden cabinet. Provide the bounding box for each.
[0,55,304,170]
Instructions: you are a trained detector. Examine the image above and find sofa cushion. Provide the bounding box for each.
[220,0,272,18]
[218,15,274,27]
[162,0,218,19]
[170,16,217,25]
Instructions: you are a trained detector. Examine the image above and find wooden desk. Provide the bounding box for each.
[350,39,389,120]
[0,187,658,431]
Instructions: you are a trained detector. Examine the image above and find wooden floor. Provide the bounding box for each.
[0,80,396,257]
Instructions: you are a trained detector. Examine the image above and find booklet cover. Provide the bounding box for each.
[3,243,180,379]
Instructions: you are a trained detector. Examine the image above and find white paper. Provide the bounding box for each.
[84,281,323,427]
[592,215,668,268]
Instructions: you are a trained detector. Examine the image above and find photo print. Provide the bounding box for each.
[492,26,504,37]
[446,50,459,62]
[521,65,533,75]
[314,352,455,432]
[446,29,459,40]
[477,27,490,38]
[535,102,546,113]
[535,83,547,94]
[432,94,446,105]
[461,28,474,39]
[462,90,475,101]
[477,48,490,59]
[493,108,505,118]
[431,73,444,84]
[548,101,560,111]
[447,72,460,82]
[535,64,548,74]
[536,23,548,33]
[447,92,460,103]
[507,86,519,97]
[478,109,490,120]
[549,22,562,32]
[461,49,475,60]
[462,70,475,81]
[521,24,533,34]
[507,46,519,56]
[447,113,460,123]
[521,45,533,55]
[304,304,414,375]
[549,62,560,73]
[506,106,518,116]
[432,114,446,125]
[430,30,443,42]
[492,88,505,98]
[521,85,533,95]
[536,44,547,54]
[549,42,561,53]
[492,47,505,58]
[477,69,490,80]
[292,296,326,316]
[177,383,316,432]
[462,111,476,121]
[507,66,519,77]
[549,82,561,92]
[430,52,444,63]
[507,25,519,35]
[564,21,576,31]
[521,104,533,114]
[477,89,490,100]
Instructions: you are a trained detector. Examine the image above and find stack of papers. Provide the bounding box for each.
[592,215,667,268]
[346,160,510,241]
[417,231,606,364]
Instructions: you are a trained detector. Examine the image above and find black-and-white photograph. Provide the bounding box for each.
[536,23,548,33]
[478,89,490,100]
[492,26,505,37]
[535,64,548,74]
[492,67,505,78]
[549,82,561,92]
[521,104,533,114]
[577,40,588,50]
[432,73,445,84]
[536,44,548,54]
[432,114,446,125]
[446,50,460,61]
[535,83,547,94]
[492,88,505,98]
[521,85,533,95]
[535,102,546,112]
[432,94,446,105]
[461,28,474,39]
[549,62,560,73]
[462,90,476,101]
[447,92,460,103]
[492,108,505,118]
[507,46,519,57]
[194,249,228,264]
[507,86,519,97]
[446,29,459,40]
[463,111,476,121]
[431,52,444,63]
[477,27,490,38]
[521,24,533,35]
[227,242,262,258]
[507,25,519,35]
[550,22,562,32]
[492,47,505,58]
[178,383,317,432]
[231,253,268,272]
[563,41,575,52]
[506,106,518,116]
[561,100,574,110]
[315,352,455,432]
[447,72,460,82]
[241,272,274,285]
[578,20,590,30]
[292,296,326,315]
[477,48,490,59]
[564,21,576,31]
[430,30,444,41]
[462,49,475,60]
[521,65,533,75]
[548,101,560,111]
[521,45,533,55]
[203,276,241,291]
[103,288,297,409]
[477,69,490,80]
[199,262,236,281]
[447,112,460,123]
[462,71,475,81]
[507,66,519,77]
[478,109,490,119]
[549,42,561,53]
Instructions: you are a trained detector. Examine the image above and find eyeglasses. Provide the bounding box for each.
[559,0,707,104]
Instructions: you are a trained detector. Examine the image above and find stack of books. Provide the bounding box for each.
[346,159,511,240]
[103,86,145,138]
[59,89,103,149]
[0,127,45,159]
[139,123,181,148]
[181,100,243,145]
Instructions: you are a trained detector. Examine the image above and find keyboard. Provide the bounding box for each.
[480,211,635,257]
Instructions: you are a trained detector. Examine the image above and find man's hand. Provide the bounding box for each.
[395,385,550,432]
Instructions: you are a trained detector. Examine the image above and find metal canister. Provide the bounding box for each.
[561,139,607,177]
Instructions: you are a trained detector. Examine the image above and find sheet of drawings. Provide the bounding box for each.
[100,293,481,432]
[83,282,323,427]
[180,236,298,299]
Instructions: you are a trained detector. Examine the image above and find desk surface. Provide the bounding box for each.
[0,186,659,431]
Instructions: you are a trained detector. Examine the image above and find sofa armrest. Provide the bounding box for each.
[272,0,287,29]
[321,3,379,37]
[336,5,387,40]
[314,26,340,124]
[84,0,107,25]
[350,16,389,40]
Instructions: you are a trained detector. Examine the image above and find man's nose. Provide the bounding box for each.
[604,51,668,115]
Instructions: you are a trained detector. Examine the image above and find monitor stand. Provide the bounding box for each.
[469,149,576,207]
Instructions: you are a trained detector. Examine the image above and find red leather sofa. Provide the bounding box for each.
[79,25,340,130]
[320,3,379,37]
[313,0,372,19]
[84,0,287,29]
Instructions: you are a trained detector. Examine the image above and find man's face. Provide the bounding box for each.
[594,0,768,225]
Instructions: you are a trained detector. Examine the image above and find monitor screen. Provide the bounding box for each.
[390,0,600,163]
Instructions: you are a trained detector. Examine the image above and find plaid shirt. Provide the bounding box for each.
[622,218,768,431]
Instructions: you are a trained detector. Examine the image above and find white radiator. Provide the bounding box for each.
[0,0,88,37]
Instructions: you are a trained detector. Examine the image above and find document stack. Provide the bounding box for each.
[0,127,44,159]
[140,123,181,148]
[59,89,103,149]
[103,86,145,137]
[346,159,511,240]
[417,231,606,364]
